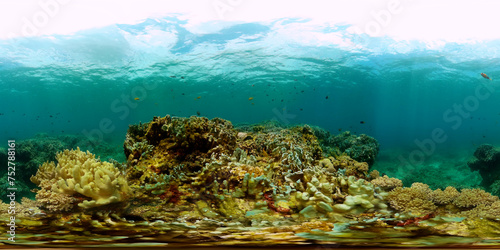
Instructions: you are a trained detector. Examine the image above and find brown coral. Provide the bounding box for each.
[371,175,403,191]
[460,201,500,219]
[332,155,369,178]
[452,188,498,208]
[430,186,460,205]
[387,183,436,215]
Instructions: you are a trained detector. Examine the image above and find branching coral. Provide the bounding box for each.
[386,183,436,215]
[31,148,130,210]
[331,155,369,179]
[452,188,498,209]
[371,175,403,191]
[460,201,500,219]
[430,186,460,205]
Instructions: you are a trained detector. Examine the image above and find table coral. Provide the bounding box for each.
[31,148,130,210]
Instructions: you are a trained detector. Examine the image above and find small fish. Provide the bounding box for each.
[481,73,492,80]
[248,97,254,101]
[134,97,140,100]
[181,76,185,79]
[338,128,342,132]
[197,111,201,116]
[300,108,303,111]
[170,76,176,78]
[197,96,201,99]
[325,96,329,99]
[360,121,365,124]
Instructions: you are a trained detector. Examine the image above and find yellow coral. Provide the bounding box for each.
[387,183,436,215]
[371,175,403,191]
[32,148,130,209]
[431,186,459,205]
[452,188,498,208]
[331,155,369,178]
[460,201,500,219]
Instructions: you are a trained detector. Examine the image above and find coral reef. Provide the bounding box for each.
[387,183,437,215]
[0,134,123,203]
[371,175,403,191]
[10,115,500,247]
[332,176,388,214]
[452,188,498,208]
[430,186,460,205]
[468,144,500,187]
[31,148,130,211]
[323,131,379,166]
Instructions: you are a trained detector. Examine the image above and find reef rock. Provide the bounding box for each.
[324,131,380,166]
[468,144,500,188]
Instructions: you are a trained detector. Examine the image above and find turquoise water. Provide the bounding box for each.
[1,17,500,180]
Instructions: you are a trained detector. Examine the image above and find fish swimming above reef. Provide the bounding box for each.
[481,73,492,80]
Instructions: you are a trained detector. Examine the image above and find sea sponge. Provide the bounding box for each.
[430,186,460,205]
[371,175,403,191]
[31,148,130,210]
[452,188,498,208]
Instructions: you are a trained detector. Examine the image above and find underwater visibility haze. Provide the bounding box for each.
[2,0,500,248]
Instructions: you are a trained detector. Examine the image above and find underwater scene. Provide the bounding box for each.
[2,0,500,248]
